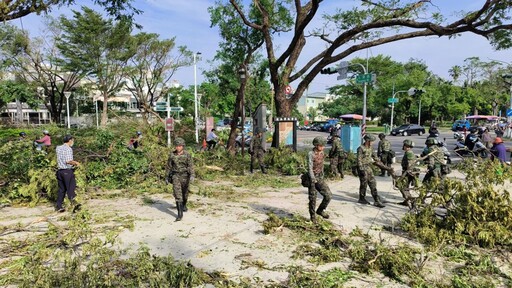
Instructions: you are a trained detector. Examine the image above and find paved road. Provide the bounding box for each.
[296,129,508,163]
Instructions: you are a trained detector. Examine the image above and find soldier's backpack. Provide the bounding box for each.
[300,173,310,187]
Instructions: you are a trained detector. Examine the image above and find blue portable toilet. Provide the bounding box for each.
[340,124,361,153]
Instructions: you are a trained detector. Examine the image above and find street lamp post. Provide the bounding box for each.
[238,65,247,158]
[64,91,71,129]
[352,63,368,136]
[193,52,202,143]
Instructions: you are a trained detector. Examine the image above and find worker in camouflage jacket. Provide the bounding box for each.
[250,127,267,174]
[307,136,332,223]
[396,139,418,208]
[328,128,347,179]
[377,133,394,177]
[422,137,446,185]
[357,134,388,208]
[166,137,195,221]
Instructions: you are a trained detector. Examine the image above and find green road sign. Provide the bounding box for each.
[387,98,399,103]
[154,102,168,112]
[169,107,184,112]
[356,73,373,83]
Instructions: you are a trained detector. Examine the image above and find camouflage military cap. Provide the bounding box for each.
[403,139,414,148]
[174,137,186,146]
[363,134,376,142]
[378,133,385,139]
[425,137,437,145]
[312,136,326,146]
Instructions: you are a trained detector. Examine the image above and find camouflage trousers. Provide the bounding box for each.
[250,150,266,171]
[357,166,381,201]
[308,175,332,220]
[379,152,393,175]
[329,157,345,177]
[422,166,443,185]
[396,173,417,200]
[171,172,190,203]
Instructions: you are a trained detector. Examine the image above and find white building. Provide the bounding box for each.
[296,92,336,121]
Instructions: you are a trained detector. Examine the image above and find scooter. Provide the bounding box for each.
[454,134,488,158]
[453,131,464,139]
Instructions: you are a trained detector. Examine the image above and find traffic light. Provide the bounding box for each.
[408,88,426,96]
[321,67,337,74]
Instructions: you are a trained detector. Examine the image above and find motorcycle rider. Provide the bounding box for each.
[464,127,480,151]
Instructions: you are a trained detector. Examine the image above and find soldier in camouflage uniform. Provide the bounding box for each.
[329,128,347,179]
[308,136,332,223]
[357,134,387,208]
[422,137,445,185]
[250,127,267,174]
[396,139,418,207]
[377,133,393,177]
[166,137,195,221]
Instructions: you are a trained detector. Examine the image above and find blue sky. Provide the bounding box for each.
[12,0,511,93]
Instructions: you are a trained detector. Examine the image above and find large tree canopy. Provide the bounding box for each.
[0,0,139,22]
[227,0,512,117]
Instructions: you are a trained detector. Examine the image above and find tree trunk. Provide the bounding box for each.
[15,99,23,124]
[274,89,294,117]
[101,92,108,127]
[227,81,245,155]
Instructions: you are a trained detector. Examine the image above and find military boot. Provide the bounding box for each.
[373,196,385,208]
[358,188,370,204]
[182,197,188,212]
[260,165,267,174]
[175,202,183,221]
[250,163,254,174]
[358,197,370,205]
[316,209,330,219]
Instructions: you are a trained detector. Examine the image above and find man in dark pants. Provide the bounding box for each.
[308,136,332,223]
[166,137,195,221]
[55,135,81,213]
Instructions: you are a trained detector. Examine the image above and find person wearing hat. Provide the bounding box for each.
[127,131,142,150]
[55,135,81,213]
[166,137,195,221]
[249,127,267,174]
[490,137,507,163]
[377,133,394,177]
[307,136,332,223]
[356,134,387,208]
[34,130,51,151]
[18,132,27,141]
[396,139,418,207]
[422,137,446,184]
[328,128,346,179]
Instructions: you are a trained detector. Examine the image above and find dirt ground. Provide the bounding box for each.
[0,168,468,287]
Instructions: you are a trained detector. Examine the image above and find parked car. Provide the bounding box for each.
[391,124,425,136]
[452,120,471,131]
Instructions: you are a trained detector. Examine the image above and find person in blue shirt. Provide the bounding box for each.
[490,137,507,163]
